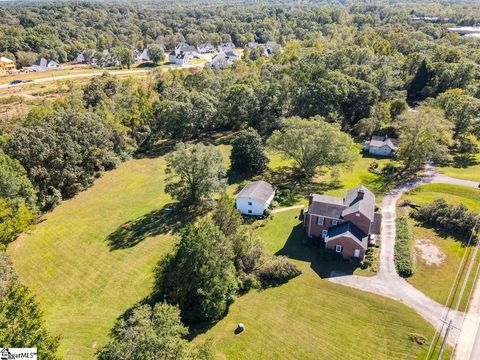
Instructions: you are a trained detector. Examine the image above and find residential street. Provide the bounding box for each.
[0,62,206,89]
[329,166,479,349]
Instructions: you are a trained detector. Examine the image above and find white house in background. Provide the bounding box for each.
[168,51,192,65]
[210,49,240,69]
[76,52,85,64]
[31,58,60,72]
[219,42,235,52]
[363,135,399,157]
[236,181,275,216]
[198,43,215,53]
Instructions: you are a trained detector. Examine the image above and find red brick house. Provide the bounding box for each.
[303,186,381,260]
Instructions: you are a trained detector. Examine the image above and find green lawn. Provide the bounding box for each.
[437,139,480,182]
[261,144,394,207]
[7,142,421,359]
[402,184,480,212]
[8,155,173,359]
[401,184,480,311]
[195,210,445,359]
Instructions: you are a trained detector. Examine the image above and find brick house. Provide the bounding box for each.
[303,186,381,260]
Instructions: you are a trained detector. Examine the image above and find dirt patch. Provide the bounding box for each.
[414,239,445,266]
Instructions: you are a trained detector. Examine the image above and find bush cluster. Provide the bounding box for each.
[413,199,479,240]
[394,216,414,277]
[255,256,302,287]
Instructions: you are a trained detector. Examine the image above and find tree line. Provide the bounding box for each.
[1,1,480,358]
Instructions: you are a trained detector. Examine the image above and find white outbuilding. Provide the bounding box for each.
[236,181,275,216]
[363,135,399,157]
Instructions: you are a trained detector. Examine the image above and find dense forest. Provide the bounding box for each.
[1,1,480,358]
[1,0,480,65]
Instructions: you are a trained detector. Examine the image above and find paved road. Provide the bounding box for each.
[330,166,479,347]
[0,63,205,89]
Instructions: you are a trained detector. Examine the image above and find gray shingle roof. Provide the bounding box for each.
[308,194,346,218]
[308,185,376,222]
[371,213,382,234]
[236,181,275,204]
[327,221,368,249]
[368,135,399,150]
[342,185,376,222]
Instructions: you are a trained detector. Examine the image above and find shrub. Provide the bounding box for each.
[394,216,414,277]
[413,199,479,240]
[255,255,301,287]
[408,333,427,346]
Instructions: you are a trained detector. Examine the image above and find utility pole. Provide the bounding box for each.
[437,319,460,359]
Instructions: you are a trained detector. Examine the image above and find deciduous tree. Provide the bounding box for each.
[395,106,453,173]
[267,116,354,178]
[165,143,226,205]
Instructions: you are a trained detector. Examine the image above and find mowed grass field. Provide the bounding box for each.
[8,142,424,359]
[8,155,174,359]
[401,184,480,311]
[195,210,443,359]
[437,139,480,182]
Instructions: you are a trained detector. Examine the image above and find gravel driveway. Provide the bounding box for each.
[329,166,478,345]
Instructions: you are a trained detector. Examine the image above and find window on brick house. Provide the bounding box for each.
[335,245,342,253]
[317,217,324,225]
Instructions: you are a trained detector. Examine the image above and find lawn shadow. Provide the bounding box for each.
[264,167,342,206]
[135,139,176,159]
[107,203,195,250]
[450,154,479,169]
[275,223,357,279]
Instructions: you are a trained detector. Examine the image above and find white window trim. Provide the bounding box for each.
[322,229,328,238]
[317,216,324,225]
[332,219,338,226]
[335,245,342,253]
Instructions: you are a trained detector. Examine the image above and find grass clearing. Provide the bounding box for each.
[400,184,480,311]
[7,141,422,359]
[195,210,447,359]
[437,139,480,182]
[8,155,173,359]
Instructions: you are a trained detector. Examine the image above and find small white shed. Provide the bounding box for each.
[364,135,398,157]
[236,181,275,216]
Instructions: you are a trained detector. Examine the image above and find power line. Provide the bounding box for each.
[426,214,480,359]
[450,252,480,359]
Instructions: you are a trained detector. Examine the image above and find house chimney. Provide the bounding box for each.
[358,189,365,199]
[308,194,314,205]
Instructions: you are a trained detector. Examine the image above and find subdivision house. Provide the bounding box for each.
[198,43,215,53]
[303,185,381,260]
[169,51,192,65]
[236,181,275,216]
[363,135,399,157]
[209,50,240,69]
[218,42,235,52]
[31,58,60,72]
[0,56,15,72]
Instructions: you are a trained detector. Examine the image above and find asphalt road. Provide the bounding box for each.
[0,63,205,89]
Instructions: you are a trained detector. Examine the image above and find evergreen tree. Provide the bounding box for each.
[230,128,269,175]
[155,219,237,323]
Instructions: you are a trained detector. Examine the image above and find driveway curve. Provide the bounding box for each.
[329,165,478,345]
